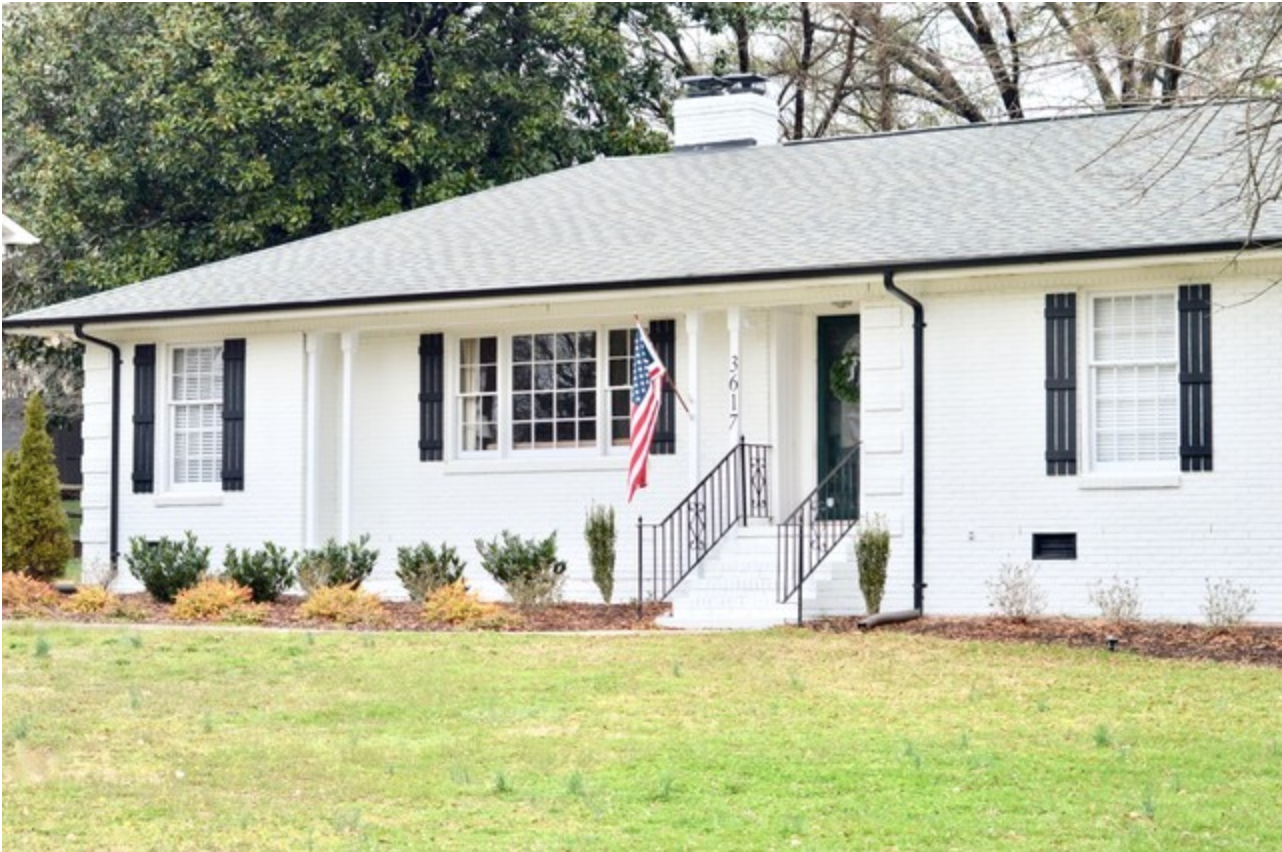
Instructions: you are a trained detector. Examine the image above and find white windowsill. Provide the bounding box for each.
[153,493,226,507]
[444,456,629,476]
[1078,473,1181,491]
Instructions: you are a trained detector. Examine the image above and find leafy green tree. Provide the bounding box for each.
[2,2,674,411]
[2,393,74,580]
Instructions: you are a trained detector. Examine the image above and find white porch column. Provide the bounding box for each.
[339,330,359,542]
[727,306,743,447]
[304,333,321,548]
[684,310,702,485]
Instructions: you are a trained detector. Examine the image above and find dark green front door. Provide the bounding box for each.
[817,315,860,516]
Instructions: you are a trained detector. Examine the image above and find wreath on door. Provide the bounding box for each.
[828,342,860,405]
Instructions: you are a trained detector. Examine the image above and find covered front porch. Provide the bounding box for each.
[253,275,914,615]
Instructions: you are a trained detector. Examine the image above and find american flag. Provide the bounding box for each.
[628,324,667,502]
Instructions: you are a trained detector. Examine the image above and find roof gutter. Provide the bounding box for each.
[4,240,1276,331]
[882,270,925,613]
[72,325,122,575]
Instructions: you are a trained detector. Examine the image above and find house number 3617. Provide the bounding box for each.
[728,354,740,431]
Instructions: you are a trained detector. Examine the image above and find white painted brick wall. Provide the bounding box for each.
[93,333,307,592]
[922,276,1281,622]
[349,328,692,603]
[74,263,1277,623]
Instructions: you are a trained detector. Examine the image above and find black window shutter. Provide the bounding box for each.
[649,319,677,455]
[221,339,246,491]
[419,334,444,462]
[1179,284,1213,472]
[132,344,156,494]
[1044,294,1077,476]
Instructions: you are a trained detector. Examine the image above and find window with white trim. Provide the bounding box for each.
[170,345,224,485]
[453,326,647,457]
[1089,293,1178,470]
[512,332,597,450]
[458,337,498,453]
[607,328,637,447]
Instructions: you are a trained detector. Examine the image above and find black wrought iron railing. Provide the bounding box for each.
[776,445,860,622]
[637,437,771,614]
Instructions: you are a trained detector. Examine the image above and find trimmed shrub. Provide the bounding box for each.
[423,580,513,629]
[855,515,891,616]
[296,586,388,626]
[224,542,297,602]
[2,393,74,580]
[126,532,210,603]
[986,562,1046,621]
[584,504,616,604]
[1088,576,1142,623]
[172,578,254,621]
[296,535,379,593]
[60,586,120,615]
[475,530,564,608]
[2,572,60,616]
[396,542,466,603]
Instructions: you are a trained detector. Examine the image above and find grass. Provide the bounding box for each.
[3,625,1279,851]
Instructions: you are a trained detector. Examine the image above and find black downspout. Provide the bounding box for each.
[72,325,122,573]
[882,271,925,612]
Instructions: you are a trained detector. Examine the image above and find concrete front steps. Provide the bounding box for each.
[656,524,864,629]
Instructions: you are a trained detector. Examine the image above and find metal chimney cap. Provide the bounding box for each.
[679,73,769,98]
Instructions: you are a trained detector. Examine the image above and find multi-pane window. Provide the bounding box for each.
[511,332,597,450]
[607,328,637,446]
[458,337,498,452]
[170,345,223,485]
[455,328,649,456]
[1090,293,1178,468]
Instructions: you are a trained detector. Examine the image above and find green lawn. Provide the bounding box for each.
[3,625,1278,851]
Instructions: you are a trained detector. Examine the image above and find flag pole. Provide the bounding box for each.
[635,315,692,418]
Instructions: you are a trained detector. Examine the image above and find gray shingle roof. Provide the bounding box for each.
[8,104,1279,328]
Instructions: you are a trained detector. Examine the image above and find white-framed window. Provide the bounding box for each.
[606,328,637,447]
[458,336,499,453]
[453,326,643,458]
[512,331,597,451]
[169,344,224,486]
[1089,292,1178,471]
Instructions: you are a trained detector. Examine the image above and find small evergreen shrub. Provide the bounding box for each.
[126,532,210,603]
[475,530,564,608]
[2,393,74,580]
[224,542,297,602]
[855,515,891,615]
[423,580,513,629]
[296,535,379,593]
[296,586,388,626]
[986,561,1046,621]
[1202,578,1257,629]
[396,542,466,602]
[1088,576,1142,623]
[60,586,120,615]
[2,572,60,616]
[172,578,253,621]
[584,504,616,604]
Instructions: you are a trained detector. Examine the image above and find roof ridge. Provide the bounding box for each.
[782,98,1269,149]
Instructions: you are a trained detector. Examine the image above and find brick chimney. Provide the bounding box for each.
[673,74,779,148]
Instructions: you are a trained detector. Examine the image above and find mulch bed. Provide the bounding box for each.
[16,593,672,633]
[10,593,1281,666]
[810,614,1282,667]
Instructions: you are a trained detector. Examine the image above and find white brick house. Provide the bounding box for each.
[7,80,1280,625]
